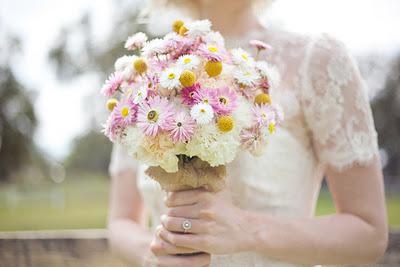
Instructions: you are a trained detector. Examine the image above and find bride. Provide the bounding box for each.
[107,0,388,266]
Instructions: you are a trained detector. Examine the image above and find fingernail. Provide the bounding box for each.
[160,214,167,223]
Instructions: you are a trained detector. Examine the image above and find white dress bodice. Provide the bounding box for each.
[109,25,379,267]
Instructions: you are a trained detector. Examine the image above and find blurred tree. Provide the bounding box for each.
[63,129,112,173]
[371,54,400,187]
[47,2,147,174]
[0,35,40,181]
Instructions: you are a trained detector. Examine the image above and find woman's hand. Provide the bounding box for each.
[144,225,211,267]
[159,188,254,255]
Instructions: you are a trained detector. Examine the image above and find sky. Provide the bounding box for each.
[1,0,400,159]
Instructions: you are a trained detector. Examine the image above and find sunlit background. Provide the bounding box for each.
[0,0,399,231]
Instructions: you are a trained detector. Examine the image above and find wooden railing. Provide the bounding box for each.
[0,229,399,267]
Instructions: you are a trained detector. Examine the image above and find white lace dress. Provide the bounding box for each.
[109,26,379,267]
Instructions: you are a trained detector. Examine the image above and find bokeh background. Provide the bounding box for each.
[0,0,399,232]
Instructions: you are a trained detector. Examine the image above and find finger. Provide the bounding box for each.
[166,189,211,207]
[159,228,207,251]
[150,236,199,255]
[154,253,211,267]
[166,204,201,219]
[161,215,210,234]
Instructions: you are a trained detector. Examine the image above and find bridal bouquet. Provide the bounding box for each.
[101,19,283,192]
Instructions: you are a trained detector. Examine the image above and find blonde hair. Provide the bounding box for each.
[140,0,274,35]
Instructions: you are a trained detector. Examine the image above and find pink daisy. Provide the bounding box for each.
[137,96,174,136]
[240,127,264,154]
[249,40,272,51]
[181,83,201,106]
[198,43,224,61]
[164,33,196,60]
[101,72,123,97]
[166,111,196,143]
[252,104,276,127]
[192,87,216,105]
[112,98,138,126]
[125,32,148,50]
[209,87,238,115]
[102,114,123,142]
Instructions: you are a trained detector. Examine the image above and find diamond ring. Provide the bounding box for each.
[182,219,192,233]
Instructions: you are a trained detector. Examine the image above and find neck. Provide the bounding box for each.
[192,0,263,40]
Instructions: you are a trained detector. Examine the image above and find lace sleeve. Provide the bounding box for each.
[301,34,379,171]
[109,143,140,176]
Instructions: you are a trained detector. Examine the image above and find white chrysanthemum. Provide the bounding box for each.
[136,133,181,173]
[124,32,148,50]
[204,31,225,47]
[186,124,240,167]
[176,54,200,70]
[231,48,255,67]
[141,38,165,57]
[114,55,137,72]
[233,67,260,86]
[190,103,214,124]
[232,96,253,129]
[132,85,148,104]
[120,126,144,156]
[186,19,211,38]
[160,67,182,90]
[256,61,281,89]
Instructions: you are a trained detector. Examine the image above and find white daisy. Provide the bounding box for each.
[160,67,182,90]
[114,55,137,72]
[176,54,200,70]
[190,103,214,124]
[204,31,225,47]
[233,67,260,87]
[186,19,211,38]
[256,62,281,89]
[132,85,148,104]
[124,32,148,50]
[141,38,165,57]
[231,48,255,67]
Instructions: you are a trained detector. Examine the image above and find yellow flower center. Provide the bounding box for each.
[242,53,248,61]
[217,116,234,133]
[168,73,175,80]
[208,46,219,53]
[133,58,147,74]
[269,123,276,134]
[147,110,159,122]
[106,98,119,111]
[179,25,188,36]
[200,108,206,113]
[121,106,130,118]
[184,58,191,64]
[219,97,228,105]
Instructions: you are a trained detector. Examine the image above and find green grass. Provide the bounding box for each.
[316,190,400,227]
[0,174,399,231]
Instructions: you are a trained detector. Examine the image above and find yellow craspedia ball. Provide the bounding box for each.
[205,61,223,77]
[217,116,234,133]
[179,70,196,87]
[173,20,184,33]
[255,93,271,105]
[106,98,119,111]
[179,25,188,36]
[133,58,147,74]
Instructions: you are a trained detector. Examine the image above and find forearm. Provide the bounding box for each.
[108,218,152,266]
[243,210,387,265]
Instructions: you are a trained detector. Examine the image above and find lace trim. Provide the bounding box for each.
[300,34,379,172]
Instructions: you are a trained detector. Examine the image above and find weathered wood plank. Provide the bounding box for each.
[0,229,398,267]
